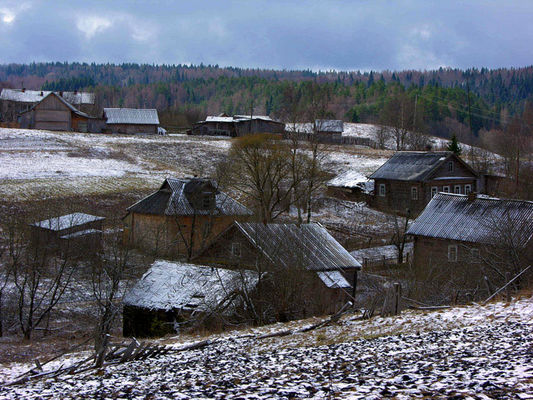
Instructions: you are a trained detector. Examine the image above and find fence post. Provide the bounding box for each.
[393,282,401,315]
[506,272,511,302]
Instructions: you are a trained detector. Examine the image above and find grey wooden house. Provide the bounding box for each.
[103,108,160,135]
[190,114,285,137]
[369,151,478,216]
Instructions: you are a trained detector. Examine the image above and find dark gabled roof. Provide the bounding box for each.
[369,151,474,181]
[0,89,95,104]
[235,222,361,271]
[127,178,253,216]
[406,193,533,245]
[104,108,159,125]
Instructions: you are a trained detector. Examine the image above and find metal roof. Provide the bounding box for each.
[235,222,361,271]
[369,151,455,181]
[104,108,159,125]
[127,178,253,217]
[123,260,258,312]
[0,89,95,104]
[32,212,104,232]
[350,243,413,263]
[406,193,533,245]
[316,119,344,133]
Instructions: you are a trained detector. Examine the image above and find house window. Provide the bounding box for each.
[431,187,438,198]
[443,186,450,193]
[465,184,472,194]
[231,242,241,257]
[411,187,418,200]
[454,185,462,194]
[448,161,454,172]
[448,245,458,262]
[379,184,386,197]
[470,248,480,261]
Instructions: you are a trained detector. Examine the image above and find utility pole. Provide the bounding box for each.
[412,93,418,131]
[466,80,474,166]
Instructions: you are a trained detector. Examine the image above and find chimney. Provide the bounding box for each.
[467,192,477,202]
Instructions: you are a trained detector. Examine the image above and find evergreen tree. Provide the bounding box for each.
[447,134,462,155]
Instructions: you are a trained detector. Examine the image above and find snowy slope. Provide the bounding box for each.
[2,296,532,399]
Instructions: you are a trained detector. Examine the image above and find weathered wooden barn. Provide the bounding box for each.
[31,212,105,255]
[406,193,533,299]
[123,178,252,257]
[315,119,344,139]
[195,221,361,313]
[190,114,285,137]
[123,260,258,337]
[17,92,98,132]
[103,108,160,135]
[369,151,478,216]
[0,88,95,122]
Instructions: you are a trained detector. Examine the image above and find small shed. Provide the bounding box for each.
[350,243,413,270]
[123,260,258,337]
[315,119,344,138]
[190,114,285,137]
[103,108,160,135]
[327,170,374,201]
[31,212,105,254]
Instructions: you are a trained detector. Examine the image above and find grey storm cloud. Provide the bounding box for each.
[0,0,532,70]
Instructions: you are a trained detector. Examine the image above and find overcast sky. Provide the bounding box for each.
[0,0,532,71]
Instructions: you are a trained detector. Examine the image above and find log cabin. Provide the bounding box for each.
[103,108,160,135]
[190,114,285,137]
[123,178,252,258]
[369,151,478,216]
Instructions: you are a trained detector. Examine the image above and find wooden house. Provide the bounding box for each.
[123,178,252,257]
[123,260,258,337]
[103,108,160,135]
[0,88,95,123]
[315,119,343,140]
[326,170,374,202]
[17,92,97,132]
[190,114,285,137]
[369,151,478,216]
[406,193,533,298]
[194,221,361,313]
[31,212,105,256]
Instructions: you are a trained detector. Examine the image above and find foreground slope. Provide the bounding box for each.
[2,297,532,399]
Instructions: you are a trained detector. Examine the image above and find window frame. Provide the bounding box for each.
[448,161,454,172]
[231,242,241,258]
[470,248,480,261]
[411,186,418,200]
[431,186,438,198]
[464,184,472,194]
[454,185,462,194]
[442,186,450,193]
[448,244,458,262]
[379,183,386,197]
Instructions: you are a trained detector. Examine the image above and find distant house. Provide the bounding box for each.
[315,119,344,139]
[0,88,95,122]
[350,243,413,270]
[326,170,374,202]
[195,221,361,312]
[31,212,105,255]
[190,114,285,137]
[123,178,252,257]
[406,193,533,296]
[123,260,259,337]
[103,108,160,135]
[17,92,98,132]
[369,151,478,216]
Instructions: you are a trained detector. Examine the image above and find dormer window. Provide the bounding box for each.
[201,192,215,209]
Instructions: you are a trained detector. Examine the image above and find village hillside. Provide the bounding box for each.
[1,59,533,398]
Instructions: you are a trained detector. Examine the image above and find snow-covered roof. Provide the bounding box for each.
[0,89,95,105]
[60,228,102,239]
[316,119,343,133]
[123,260,258,312]
[127,178,253,217]
[316,270,351,288]
[205,116,234,123]
[350,243,413,264]
[406,193,533,245]
[235,222,361,271]
[327,170,373,192]
[104,108,159,125]
[369,151,456,181]
[32,213,105,232]
[200,115,279,124]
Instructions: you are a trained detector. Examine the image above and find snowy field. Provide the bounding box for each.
[1,296,532,399]
[0,127,390,201]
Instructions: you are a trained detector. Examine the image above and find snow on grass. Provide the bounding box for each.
[1,296,532,398]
